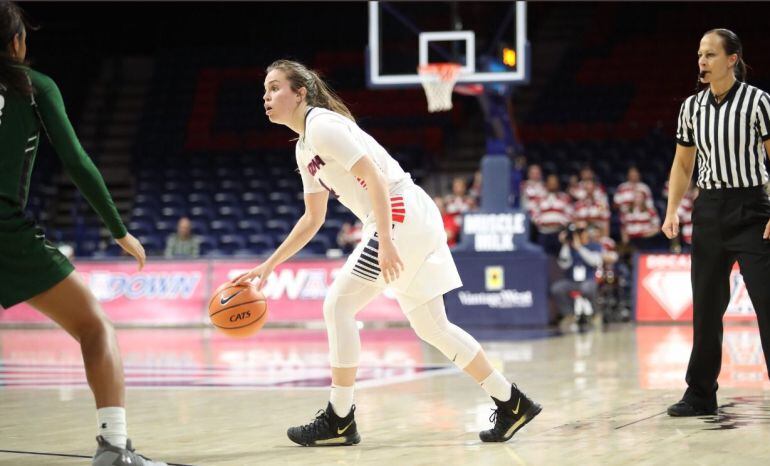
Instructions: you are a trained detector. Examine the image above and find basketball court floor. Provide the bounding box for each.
[1,324,768,465]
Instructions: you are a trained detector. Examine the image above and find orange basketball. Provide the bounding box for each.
[208,282,268,338]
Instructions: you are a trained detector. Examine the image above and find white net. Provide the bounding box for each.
[418,63,461,113]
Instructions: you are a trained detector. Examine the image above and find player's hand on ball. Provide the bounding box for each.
[378,238,404,284]
[661,214,679,239]
[232,262,274,291]
[116,233,146,271]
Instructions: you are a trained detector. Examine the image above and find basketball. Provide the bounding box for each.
[208,282,268,337]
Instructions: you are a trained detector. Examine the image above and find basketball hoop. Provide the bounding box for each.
[418,63,461,112]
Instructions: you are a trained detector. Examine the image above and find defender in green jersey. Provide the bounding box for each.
[0,3,166,465]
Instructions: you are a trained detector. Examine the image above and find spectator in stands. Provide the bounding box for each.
[614,166,653,214]
[620,190,661,250]
[520,163,546,214]
[164,216,200,258]
[551,222,603,329]
[672,182,698,252]
[434,196,460,247]
[0,3,161,463]
[233,59,539,445]
[531,174,573,255]
[444,175,474,225]
[468,170,482,206]
[337,220,363,254]
[573,179,610,236]
[571,166,606,202]
[567,174,581,201]
[589,224,627,322]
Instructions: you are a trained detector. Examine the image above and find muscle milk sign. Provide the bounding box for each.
[462,212,527,252]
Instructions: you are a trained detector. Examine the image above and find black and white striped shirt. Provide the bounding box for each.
[676,81,770,189]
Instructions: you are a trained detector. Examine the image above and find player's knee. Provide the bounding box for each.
[322,295,338,326]
[409,317,445,343]
[76,313,114,347]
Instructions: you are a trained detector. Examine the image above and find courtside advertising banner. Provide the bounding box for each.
[444,251,549,326]
[210,260,404,322]
[0,262,209,325]
[0,259,405,325]
[635,254,757,322]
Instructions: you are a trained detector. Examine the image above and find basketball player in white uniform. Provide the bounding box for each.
[233,59,541,445]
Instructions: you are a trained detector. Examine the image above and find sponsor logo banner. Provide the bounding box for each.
[210,260,404,322]
[445,252,548,326]
[1,260,404,324]
[635,254,756,322]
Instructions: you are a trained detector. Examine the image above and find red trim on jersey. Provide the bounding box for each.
[390,196,405,223]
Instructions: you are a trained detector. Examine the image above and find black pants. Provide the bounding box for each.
[685,186,770,407]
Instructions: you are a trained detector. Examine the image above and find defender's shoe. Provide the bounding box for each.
[287,402,361,447]
[480,384,542,442]
[92,436,167,466]
[667,399,718,417]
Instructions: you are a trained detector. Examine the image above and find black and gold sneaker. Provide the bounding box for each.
[287,402,361,447]
[480,384,542,442]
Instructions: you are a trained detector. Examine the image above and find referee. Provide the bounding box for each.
[662,28,770,416]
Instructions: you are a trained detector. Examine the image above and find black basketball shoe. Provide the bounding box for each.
[480,384,542,442]
[287,402,361,447]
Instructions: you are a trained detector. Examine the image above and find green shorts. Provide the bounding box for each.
[0,212,75,309]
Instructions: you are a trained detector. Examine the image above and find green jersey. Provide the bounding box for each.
[0,68,126,238]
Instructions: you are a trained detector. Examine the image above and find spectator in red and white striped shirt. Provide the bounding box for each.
[520,164,546,214]
[532,174,573,255]
[444,176,475,226]
[676,184,699,249]
[571,166,607,202]
[614,166,654,214]
[621,191,661,249]
[573,179,610,236]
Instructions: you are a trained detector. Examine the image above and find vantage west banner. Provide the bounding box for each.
[635,254,757,322]
[0,260,405,325]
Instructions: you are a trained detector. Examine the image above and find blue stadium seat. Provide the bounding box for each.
[237,219,263,234]
[199,235,217,254]
[213,192,239,206]
[274,205,300,221]
[218,234,247,254]
[247,234,275,254]
[190,220,210,235]
[265,219,290,236]
[210,220,237,235]
[241,191,266,205]
[127,220,153,237]
[217,206,244,221]
[189,206,214,222]
[154,219,176,236]
[160,206,186,220]
[268,192,293,205]
[305,235,331,255]
[138,235,164,254]
[246,179,271,191]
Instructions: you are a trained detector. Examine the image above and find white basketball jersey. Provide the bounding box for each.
[295,107,410,222]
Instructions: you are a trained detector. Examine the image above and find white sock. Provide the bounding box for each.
[480,371,512,402]
[97,407,127,449]
[330,384,355,417]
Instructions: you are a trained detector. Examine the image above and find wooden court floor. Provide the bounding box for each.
[1,324,769,465]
